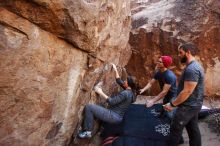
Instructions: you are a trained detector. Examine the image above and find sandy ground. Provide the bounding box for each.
[135,95,220,146]
[181,122,220,146]
[182,98,220,146]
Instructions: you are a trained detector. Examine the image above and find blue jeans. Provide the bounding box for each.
[168,106,202,146]
[83,104,122,131]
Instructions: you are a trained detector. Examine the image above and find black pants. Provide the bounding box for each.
[168,106,202,146]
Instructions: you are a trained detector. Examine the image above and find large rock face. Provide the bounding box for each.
[127,0,220,97]
[1,0,131,56]
[0,0,131,146]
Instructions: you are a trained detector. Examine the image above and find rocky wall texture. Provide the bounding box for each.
[127,0,220,97]
[0,0,131,146]
[0,0,131,61]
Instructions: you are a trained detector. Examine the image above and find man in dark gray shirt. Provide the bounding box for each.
[164,43,204,146]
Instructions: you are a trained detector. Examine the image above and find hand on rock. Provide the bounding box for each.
[94,86,103,94]
[111,63,117,71]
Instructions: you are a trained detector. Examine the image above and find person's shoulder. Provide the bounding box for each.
[187,61,204,72]
[185,61,204,79]
[120,90,133,98]
[167,69,175,74]
[165,70,176,78]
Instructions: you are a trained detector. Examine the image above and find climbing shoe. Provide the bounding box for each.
[78,131,92,139]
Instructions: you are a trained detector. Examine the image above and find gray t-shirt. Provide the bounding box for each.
[177,61,204,107]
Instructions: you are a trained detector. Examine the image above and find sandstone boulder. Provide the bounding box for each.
[127,0,220,96]
[0,0,131,145]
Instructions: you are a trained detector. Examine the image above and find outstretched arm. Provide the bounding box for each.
[139,79,156,94]
[146,84,171,107]
[111,63,127,89]
[94,86,109,99]
[94,86,127,105]
[111,63,120,78]
[94,63,124,99]
[164,81,197,111]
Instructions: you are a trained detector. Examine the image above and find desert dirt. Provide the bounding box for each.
[182,98,220,146]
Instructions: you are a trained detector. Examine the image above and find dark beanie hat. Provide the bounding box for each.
[161,56,172,68]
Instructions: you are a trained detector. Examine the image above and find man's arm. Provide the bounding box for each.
[146,84,171,107]
[140,79,156,94]
[164,81,197,111]
[172,81,197,106]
